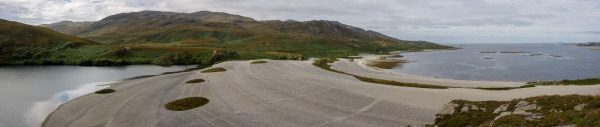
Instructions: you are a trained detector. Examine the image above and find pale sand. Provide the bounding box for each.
[44,60,600,127]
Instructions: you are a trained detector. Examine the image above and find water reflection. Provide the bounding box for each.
[25,81,114,127]
[0,65,195,127]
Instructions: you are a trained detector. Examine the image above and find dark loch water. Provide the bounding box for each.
[391,43,600,81]
[0,65,195,127]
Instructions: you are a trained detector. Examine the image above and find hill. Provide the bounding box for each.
[38,21,94,34]
[3,10,451,65]
[41,11,449,51]
[0,19,99,64]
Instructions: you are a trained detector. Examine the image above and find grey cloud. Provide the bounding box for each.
[2,0,600,43]
[0,2,28,20]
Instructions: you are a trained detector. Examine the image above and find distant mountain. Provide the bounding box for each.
[41,11,450,51]
[39,21,94,34]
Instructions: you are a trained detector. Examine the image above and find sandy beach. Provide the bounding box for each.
[44,60,600,127]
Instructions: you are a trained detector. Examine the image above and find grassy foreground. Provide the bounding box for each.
[433,95,600,127]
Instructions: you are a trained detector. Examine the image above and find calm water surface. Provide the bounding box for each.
[392,43,600,81]
[0,65,195,127]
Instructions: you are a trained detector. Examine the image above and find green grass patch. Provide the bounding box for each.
[250,60,267,64]
[353,75,448,89]
[95,89,116,94]
[186,79,205,83]
[493,114,527,126]
[201,67,227,73]
[561,78,600,85]
[165,97,209,111]
[366,61,401,69]
[475,84,536,90]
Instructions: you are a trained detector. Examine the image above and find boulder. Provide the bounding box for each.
[493,104,509,113]
[439,102,459,115]
[574,103,586,111]
[470,105,483,111]
[461,106,470,112]
[515,103,539,111]
[515,101,529,107]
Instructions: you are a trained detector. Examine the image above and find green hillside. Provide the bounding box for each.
[0,19,100,64]
[2,11,451,66]
[43,11,449,51]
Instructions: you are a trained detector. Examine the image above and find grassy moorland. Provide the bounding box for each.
[433,95,600,127]
[0,11,452,66]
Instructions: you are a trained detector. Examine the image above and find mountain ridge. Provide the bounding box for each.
[40,10,442,49]
[1,10,451,65]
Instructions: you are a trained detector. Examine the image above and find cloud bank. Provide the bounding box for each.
[2,0,600,43]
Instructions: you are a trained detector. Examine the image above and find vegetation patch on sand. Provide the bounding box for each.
[433,95,600,127]
[528,78,600,86]
[480,51,498,53]
[95,89,116,94]
[365,60,404,69]
[250,60,267,64]
[165,97,210,111]
[353,75,448,89]
[186,79,205,83]
[201,67,227,73]
[313,58,448,89]
[475,84,536,90]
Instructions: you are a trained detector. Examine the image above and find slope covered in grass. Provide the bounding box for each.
[2,11,451,66]
[434,95,600,127]
[40,11,451,56]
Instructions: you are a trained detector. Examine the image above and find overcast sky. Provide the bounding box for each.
[2,0,600,43]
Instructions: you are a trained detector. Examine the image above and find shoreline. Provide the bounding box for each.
[333,58,526,88]
[44,60,600,126]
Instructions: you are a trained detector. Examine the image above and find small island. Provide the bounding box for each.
[577,42,600,50]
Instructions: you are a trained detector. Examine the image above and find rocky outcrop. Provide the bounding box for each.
[439,102,459,115]
[493,104,509,113]
[574,103,586,111]
[514,101,540,111]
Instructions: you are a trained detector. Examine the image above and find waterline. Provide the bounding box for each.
[24,81,115,127]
